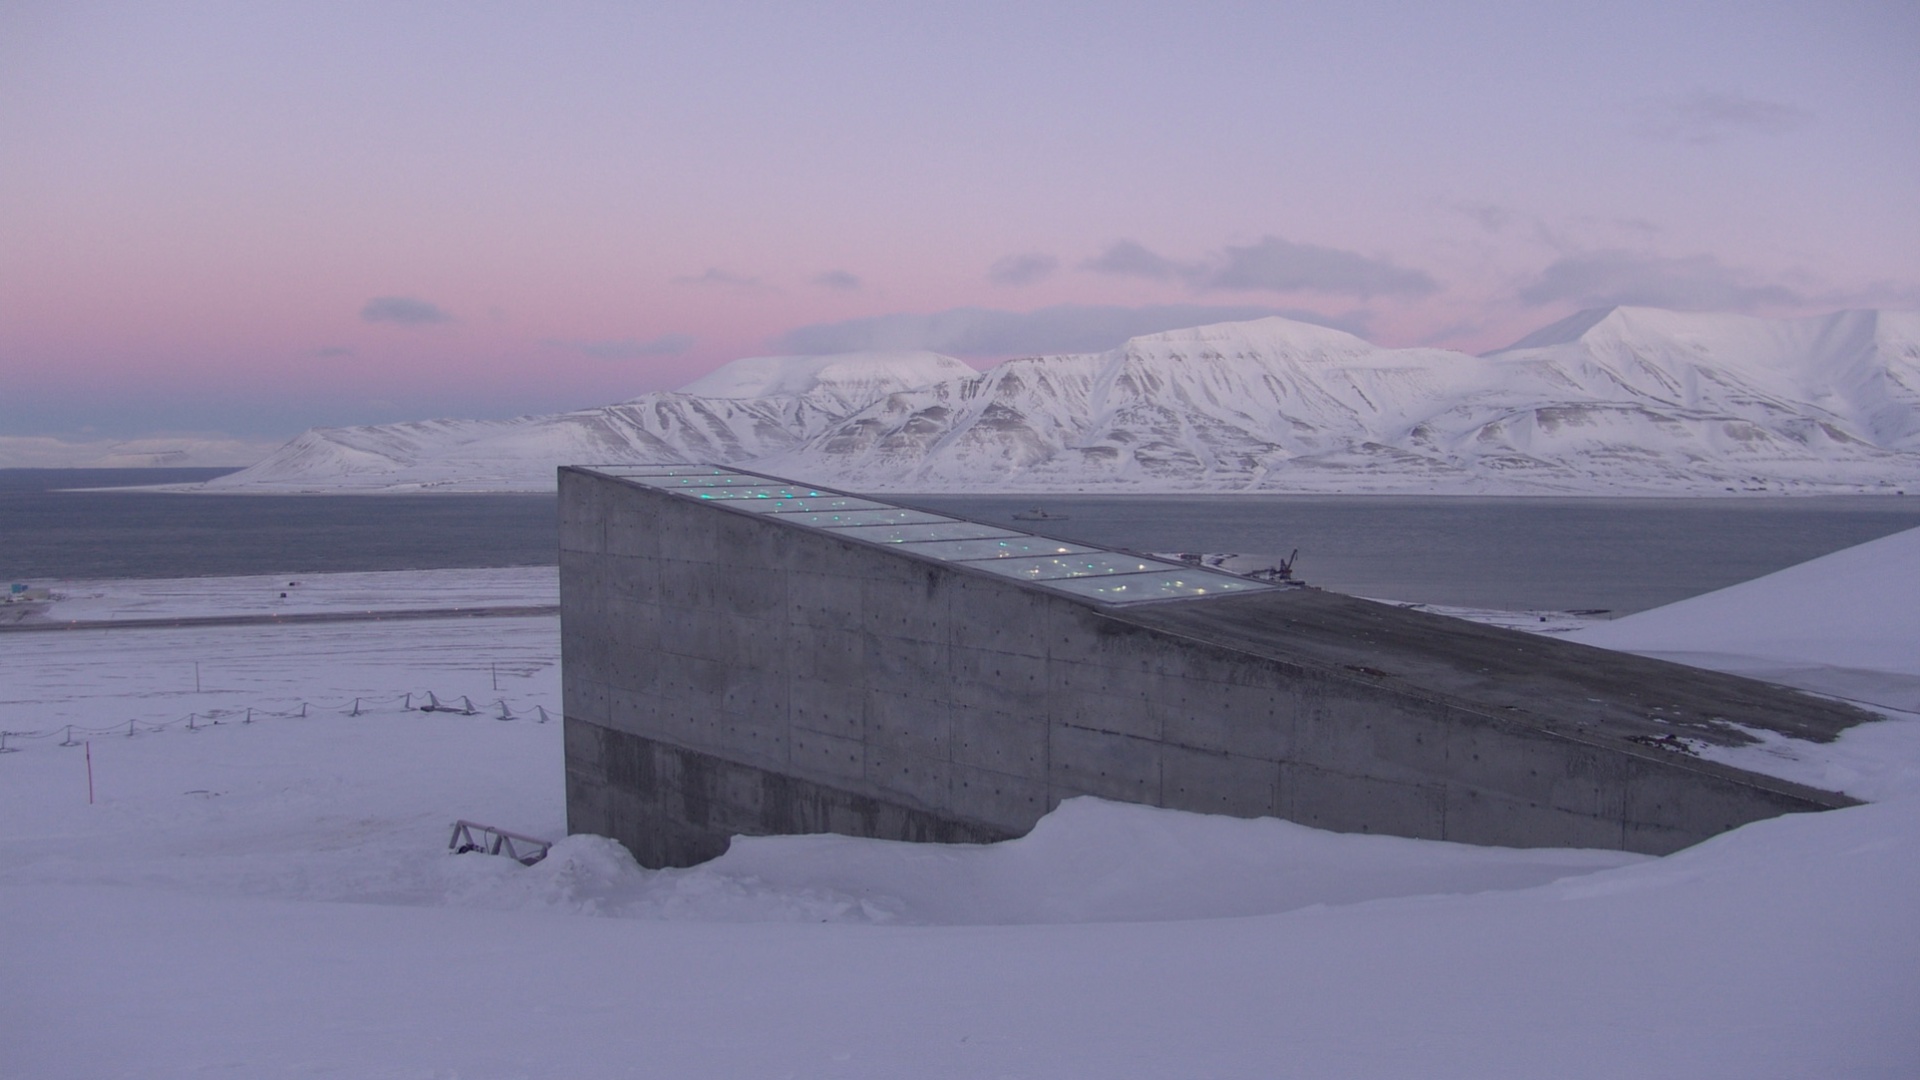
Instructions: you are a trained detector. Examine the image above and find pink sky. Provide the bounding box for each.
[3,2,1916,440]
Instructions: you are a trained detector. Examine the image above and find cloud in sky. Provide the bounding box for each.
[1638,89,1812,145]
[1083,237,1437,298]
[672,267,770,290]
[1082,240,1185,281]
[812,270,862,291]
[546,334,695,360]
[360,297,451,326]
[988,252,1060,287]
[1451,201,1516,234]
[1518,250,1802,310]
[774,303,1363,358]
[1211,237,1438,297]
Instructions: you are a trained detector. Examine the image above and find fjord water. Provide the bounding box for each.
[0,469,557,580]
[5,469,1916,614]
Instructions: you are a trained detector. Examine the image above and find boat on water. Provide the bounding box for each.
[1012,508,1068,522]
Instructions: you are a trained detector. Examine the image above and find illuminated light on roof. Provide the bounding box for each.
[577,464,1276,605]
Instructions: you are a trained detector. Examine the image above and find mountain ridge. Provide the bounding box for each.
[199,308,1920,495]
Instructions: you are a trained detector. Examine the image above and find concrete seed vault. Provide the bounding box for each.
[559,464,1870,867]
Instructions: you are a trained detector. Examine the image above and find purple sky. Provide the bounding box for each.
[4,1,1917,441]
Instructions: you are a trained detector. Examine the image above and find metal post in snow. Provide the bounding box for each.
[300,703,307,718]
[187,712,197,732]
[61,724,76,747]
[351,697,361,716]
[86,740,94,804]
[194,661,201,694]
[126,719,135,737]
[244,708,252,724]
[492,663,498,691]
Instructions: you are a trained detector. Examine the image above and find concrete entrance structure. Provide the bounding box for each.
[559,464,1869,867]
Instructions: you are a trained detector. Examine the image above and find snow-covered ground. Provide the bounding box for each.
[3,543,1918,1077]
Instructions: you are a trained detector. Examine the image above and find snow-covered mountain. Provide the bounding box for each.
[202,351,973,492]
[758,307,1920,493]
[203,309,1920,494]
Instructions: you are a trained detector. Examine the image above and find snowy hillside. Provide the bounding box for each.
[200,309,1920,493]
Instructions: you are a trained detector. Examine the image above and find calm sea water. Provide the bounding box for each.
[5,469,1917,614]
[0,469,557,581]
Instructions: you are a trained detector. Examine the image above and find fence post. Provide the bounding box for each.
[61,725,77,746]
[126,719,135,737]
[244,708,252,724]
[187,712,197,732]
[351,697,361,716]
[300,703,307,718]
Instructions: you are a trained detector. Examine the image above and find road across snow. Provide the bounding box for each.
[2,546,1917,1077]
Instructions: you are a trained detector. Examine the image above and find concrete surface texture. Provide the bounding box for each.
[559,466,1869,866]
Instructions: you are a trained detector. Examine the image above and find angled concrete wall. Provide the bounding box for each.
[560,467,1861,866]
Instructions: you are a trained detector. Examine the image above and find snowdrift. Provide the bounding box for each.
[1570,525,1920,714]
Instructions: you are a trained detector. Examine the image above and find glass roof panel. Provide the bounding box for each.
[627,473,780,489]
[588,464,737,478]
[964,552,1174,581]
[731,495,887,513]
[1042,570,1271,602]
[581,463,1274,605]
[783,507,952,528]
[821,521,1016,543]
[903,536,1099,561]
[684,485,827,501]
